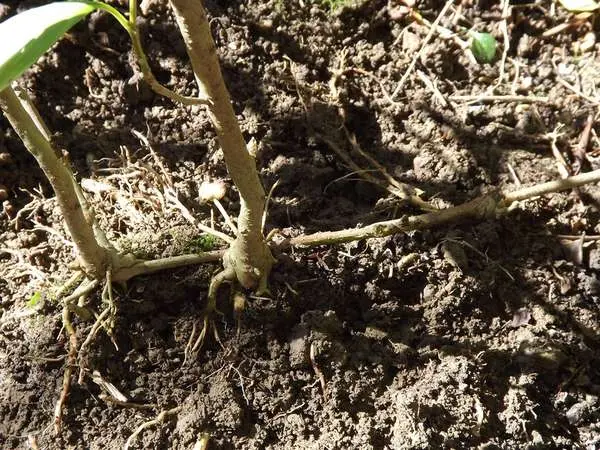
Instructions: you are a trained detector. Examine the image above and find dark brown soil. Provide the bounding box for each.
[1,0,600,448]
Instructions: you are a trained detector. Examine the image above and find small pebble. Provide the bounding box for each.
[566,401,589,425]
[2,200,14,218]
[0,152,12,165]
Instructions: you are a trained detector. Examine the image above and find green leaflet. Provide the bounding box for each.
[0,2,96,92]
[470,32,497,64]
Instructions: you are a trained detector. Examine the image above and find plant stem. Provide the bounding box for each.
[168,0,273,290]
[0,85,107,277]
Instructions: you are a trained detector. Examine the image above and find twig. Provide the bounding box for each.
[416,70,448,107]
[548,126,571,178]
[572,114,594,174]
[507,163,522,186]
[93,1,211,107]
[165,189,234,244]
[542,12,593,37]
[319,133,429,209]
[213,198,238,235]
[554,76,600,106]
[554,234,600,241]
[262,179,281,233]
[496,0,511,87]
[391,0,455,100]
[503,169,600,202]
[310,343,327,400]
[449,95,549,104]
[344,127,419,199]
[123,407,181,450]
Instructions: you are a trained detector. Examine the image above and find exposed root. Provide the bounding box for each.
[277,168,600,248]
[184,267,235,361]
[123,406,181,450]
[232,290,246,340]
[77,307,112,384]
[53,307,77,434]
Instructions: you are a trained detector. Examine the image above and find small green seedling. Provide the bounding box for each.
[186,234,218,253]
[469,31,497,64]
[312,0,358,11]
[25,291,43,309]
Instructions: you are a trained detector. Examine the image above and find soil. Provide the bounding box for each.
[1,0,600,448]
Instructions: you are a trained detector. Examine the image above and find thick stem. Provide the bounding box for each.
[0,85,107,277]
[169,0,273,289]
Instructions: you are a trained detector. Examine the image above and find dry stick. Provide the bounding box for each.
[342,127,432,209]
[416,70,448,107]
[283,169,600,248]
[123,407,181,450]
[165,190,234,244]
[310,343,328,400]
[129,27,210,106]
[0,86,107,278]
[555,234,600,241]
[496,0,510,87]
[572,113,594,172]
[548,127,571,179]
[319,135,406,198]
[213,198,238,235]
[132,130,234,244]
[391,0,455,100]
[555,76,600,106]
[449,95,549,104]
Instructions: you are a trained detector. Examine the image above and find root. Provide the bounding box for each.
[184,267,235,362]
[123,406,181,450]
[53,307,77,434]
[77,307,112,384]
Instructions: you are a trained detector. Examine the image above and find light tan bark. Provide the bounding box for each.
[169,0,273,290]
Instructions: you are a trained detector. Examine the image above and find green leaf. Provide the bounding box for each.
[470,32,497,64]
[26,291,43,308]
[0,2,96,92]
[558,0,599,11]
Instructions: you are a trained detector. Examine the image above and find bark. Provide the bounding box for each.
[169,0,273,290]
